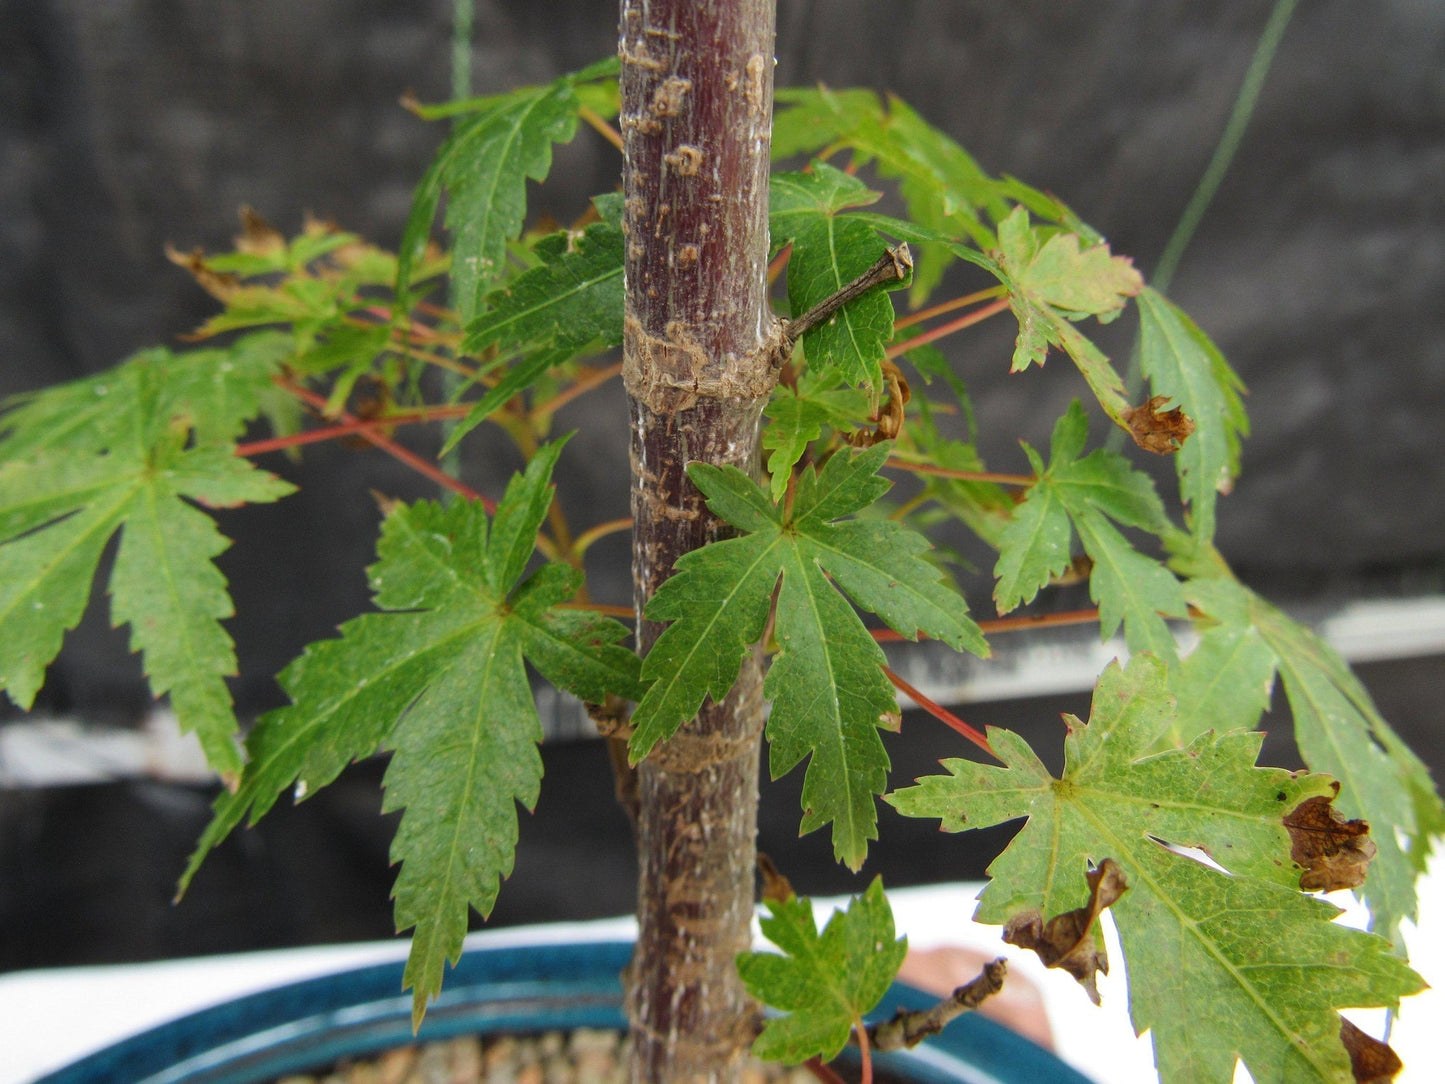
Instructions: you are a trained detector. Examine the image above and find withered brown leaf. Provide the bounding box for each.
[1124,394,1195,455]
[845,358,911,447]
[1285,792,1377,892]
[164,243,241,302]
[756,852,796,904]
[1340,1017,1403,1083]
[1003,857,1127,1004]
[236,205,286,257]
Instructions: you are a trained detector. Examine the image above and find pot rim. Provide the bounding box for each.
[33,939,1092,1084]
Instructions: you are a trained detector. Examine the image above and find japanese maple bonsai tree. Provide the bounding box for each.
[0,3,1437,1082]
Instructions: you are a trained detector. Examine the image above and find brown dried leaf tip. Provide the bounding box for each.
[165,243,240,302]
[586,695,634,740]
[1340,1017,1403,1083]
[845,359,911,447]
[1124,394,1195,455]
[236,205,285,257]
[756,852,795,904]
[1003,857,1127,1005]
[1284,792,1377,892]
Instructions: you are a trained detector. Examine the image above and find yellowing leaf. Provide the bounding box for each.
[967,208,1143,431]
[1138,288,1250,543]
[1002,209,1143,325]
[891,655,1424,1084]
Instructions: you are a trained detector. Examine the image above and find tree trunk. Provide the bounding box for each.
[619,1,778,1081]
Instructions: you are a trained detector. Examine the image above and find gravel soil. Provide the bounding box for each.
[274,1029,848,1084]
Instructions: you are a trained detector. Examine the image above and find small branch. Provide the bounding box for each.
[867,958,1008,1052]
[276,379,496,512]
[882,457,1036,488]
[767,243,792,287]
[236,404,473,458]
[414,300,458,323]
[856,1019,874,1084]
[870,608,1102,644]
[572,516,634,557]
[884,668,996,759]
[529,360,624,421]
[555,600,635,619]
[361,306,447,342]
[802,1058,849,1084]
[979,607,1102,634]
[893,286,1006,332]
[885,298,1010,359]
[784,245,913,343]
[578,104,625,153]
[384,334,473,378]
[237,420,375,458]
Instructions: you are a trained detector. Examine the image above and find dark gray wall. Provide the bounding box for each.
[2,0,1442,721]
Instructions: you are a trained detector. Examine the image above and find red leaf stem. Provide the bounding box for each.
[871,608,1101,641]
[802,1058,849,1084]
[274,379,494,510]
[882,458,1036,487]
[578,104,625,153]
[977,607,1102,634]
[530,360,624,420]
[885,298,1010,358]
[767,242,792,286]
[893,286,1005,332]
[884,667,996,759]
[235,404,473,458]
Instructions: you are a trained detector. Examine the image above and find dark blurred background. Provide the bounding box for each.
[1,0,1441,970]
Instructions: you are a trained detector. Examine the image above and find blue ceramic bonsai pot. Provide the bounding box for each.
[33,940,1092,1084]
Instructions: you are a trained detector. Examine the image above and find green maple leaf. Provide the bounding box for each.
[0,333,290,458]
[0,340,295,779]
[462,218,623,357]
[396,75,583,324]
[177,442,643,1025]
[890,655,1425,1084]
[771,86,887,160]
[737,877,907,1065]
[1138,287,1250,543]
[1177,574,1445,946]
[630,445,987,868]
[873,95,1006,302]
[761,369,871,501]
[771,164,901,390]
[972,207,1143,429]
[439,217,625,454]
[772,87,1006,301]
[908,439,1014,551]
[994,401,1185,664]
[1166,576,1276,748]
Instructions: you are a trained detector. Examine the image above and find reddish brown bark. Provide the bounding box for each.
[619,0,779,1080]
